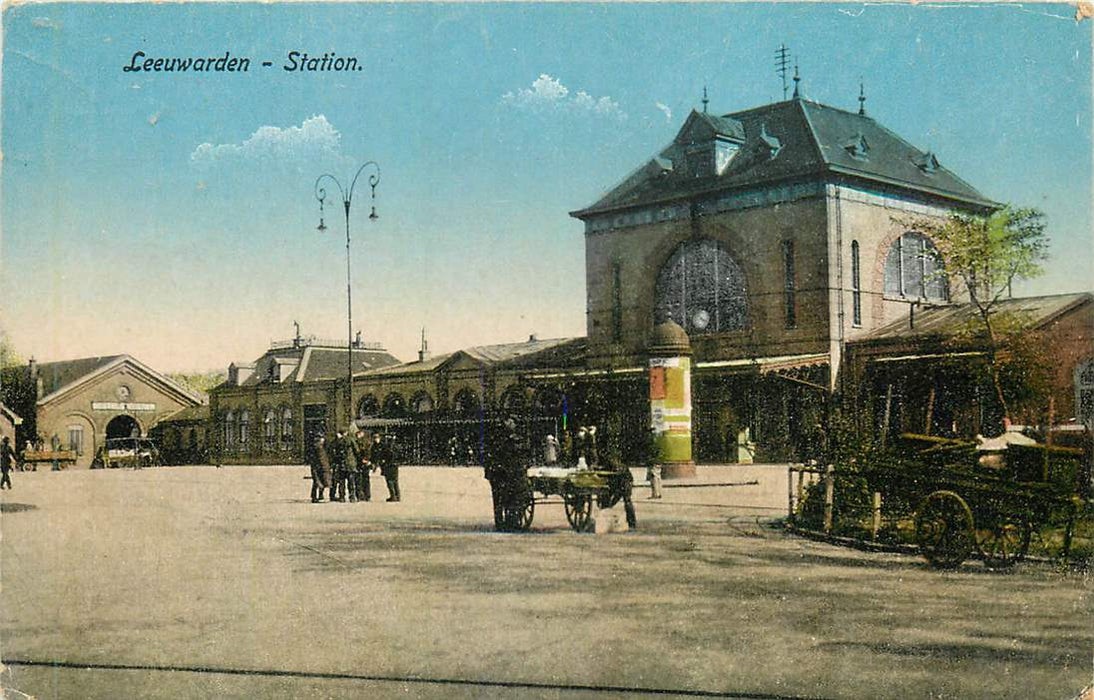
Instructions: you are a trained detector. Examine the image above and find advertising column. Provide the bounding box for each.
[648,321,694,478]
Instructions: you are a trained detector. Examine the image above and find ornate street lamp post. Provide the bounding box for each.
[314,161,381,431]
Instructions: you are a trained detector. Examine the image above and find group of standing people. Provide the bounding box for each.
[308,427,400,504]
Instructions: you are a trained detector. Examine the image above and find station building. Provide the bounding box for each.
[196,94,1092,467]
[0,355,205,469]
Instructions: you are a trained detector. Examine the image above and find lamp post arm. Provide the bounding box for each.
[347,161,381,206]
[314,173,348,207]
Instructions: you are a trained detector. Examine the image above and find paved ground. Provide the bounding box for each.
[0,465,1090,699]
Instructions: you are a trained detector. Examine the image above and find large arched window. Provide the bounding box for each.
[382,393,407,419]
[411,392,434,415]
[264,409,277,448]
[280,407,294,448]
[224,411,236,448]
[654,239,749,334]
[239,410,250,446]
[357,395,380,419]
[883,232,948,302]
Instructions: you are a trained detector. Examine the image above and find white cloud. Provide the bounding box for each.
[190,115,342,165]
[31,17,60,30]
[501,74,625,121]
[655,102,672,123]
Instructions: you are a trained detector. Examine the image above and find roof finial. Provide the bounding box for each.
[792,60,800,99]
[775,44,791,100]
[702,86,709,114]
[858,78,866,116]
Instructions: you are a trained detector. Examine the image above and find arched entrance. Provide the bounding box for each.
[106,415,141,440]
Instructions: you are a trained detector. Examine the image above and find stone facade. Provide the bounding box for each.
[1,356,204,469]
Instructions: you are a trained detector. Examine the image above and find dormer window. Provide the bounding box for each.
[714,139,739,174]
[758,124,782,159]
[916,151,940,174]
[844,132,869,160]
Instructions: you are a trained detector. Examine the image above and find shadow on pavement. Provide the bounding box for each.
[0,502,38,514]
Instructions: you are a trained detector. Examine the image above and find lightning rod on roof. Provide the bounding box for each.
[859,78,866,116]
[775,44,791,100]
[702,86,709,113]
[793,60,801,98]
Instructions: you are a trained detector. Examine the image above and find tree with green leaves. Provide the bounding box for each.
[904,206,1050,434]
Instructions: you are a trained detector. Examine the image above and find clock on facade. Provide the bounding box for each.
[691,308,711,331]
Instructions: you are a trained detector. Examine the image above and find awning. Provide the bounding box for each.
[870,350,986,364]
[695,352,830,374]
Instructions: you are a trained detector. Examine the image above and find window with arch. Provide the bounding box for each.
[357,395,380,419]
[654,238,749,335]
[453,389,481,418]
[411,392,434,414]
[382,393,407,418]
[224,411,236,448]
[239,410,250,446]
[1077,358,1094,427]
[280,407,293,447]
[883,232,948,302]
[263,409,276,448]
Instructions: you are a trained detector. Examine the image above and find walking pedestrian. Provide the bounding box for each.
[608,456,637,529]
[309,435,331,502]
[1,436,15,490]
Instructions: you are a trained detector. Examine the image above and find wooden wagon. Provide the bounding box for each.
[888,434,1087,569]
[496,466,624,533]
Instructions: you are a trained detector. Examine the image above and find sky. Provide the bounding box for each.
[1,2,1091,373]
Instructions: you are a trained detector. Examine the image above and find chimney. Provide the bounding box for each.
[28,357,41,398]
[354,331,362,349]
[418,328,431,363]
[528,333,538,343]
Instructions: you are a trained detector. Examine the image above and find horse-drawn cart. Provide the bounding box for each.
[496,466,625,532]
[889,435,1087,569]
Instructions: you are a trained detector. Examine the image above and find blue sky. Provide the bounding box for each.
[2,3,1091,372]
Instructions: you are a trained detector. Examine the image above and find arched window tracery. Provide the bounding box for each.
[654,239,749,334]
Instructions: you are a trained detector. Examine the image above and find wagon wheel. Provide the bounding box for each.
[915,490,976,569]
[564,493,593,532]
[977,514,1032,569]
[515,492,535,531]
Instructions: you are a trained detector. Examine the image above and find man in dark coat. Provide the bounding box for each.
[486,418,528,530]
[309,435,331,502]
[608,455,637,529]
[355,428,373,502]
[1,436,15,490]
[344,429,361,503]
[374,432,400,502]
[329,431,348,502]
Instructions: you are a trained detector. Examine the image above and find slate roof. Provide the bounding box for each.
[358,337,586,378]
[239,345,402,386]
[572,99,995,218]
[160,404,210,423]
[32,355,124,396]
[862,292,1093,344]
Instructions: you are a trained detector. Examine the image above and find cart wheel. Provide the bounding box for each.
[978,515,1032,569]
[915,490,975,569]
[564,493,593,532]
[518,495,535,531]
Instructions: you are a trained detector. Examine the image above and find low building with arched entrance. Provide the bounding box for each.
[0,355,204,469]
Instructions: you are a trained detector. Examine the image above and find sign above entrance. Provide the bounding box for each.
[92,401,156,412]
